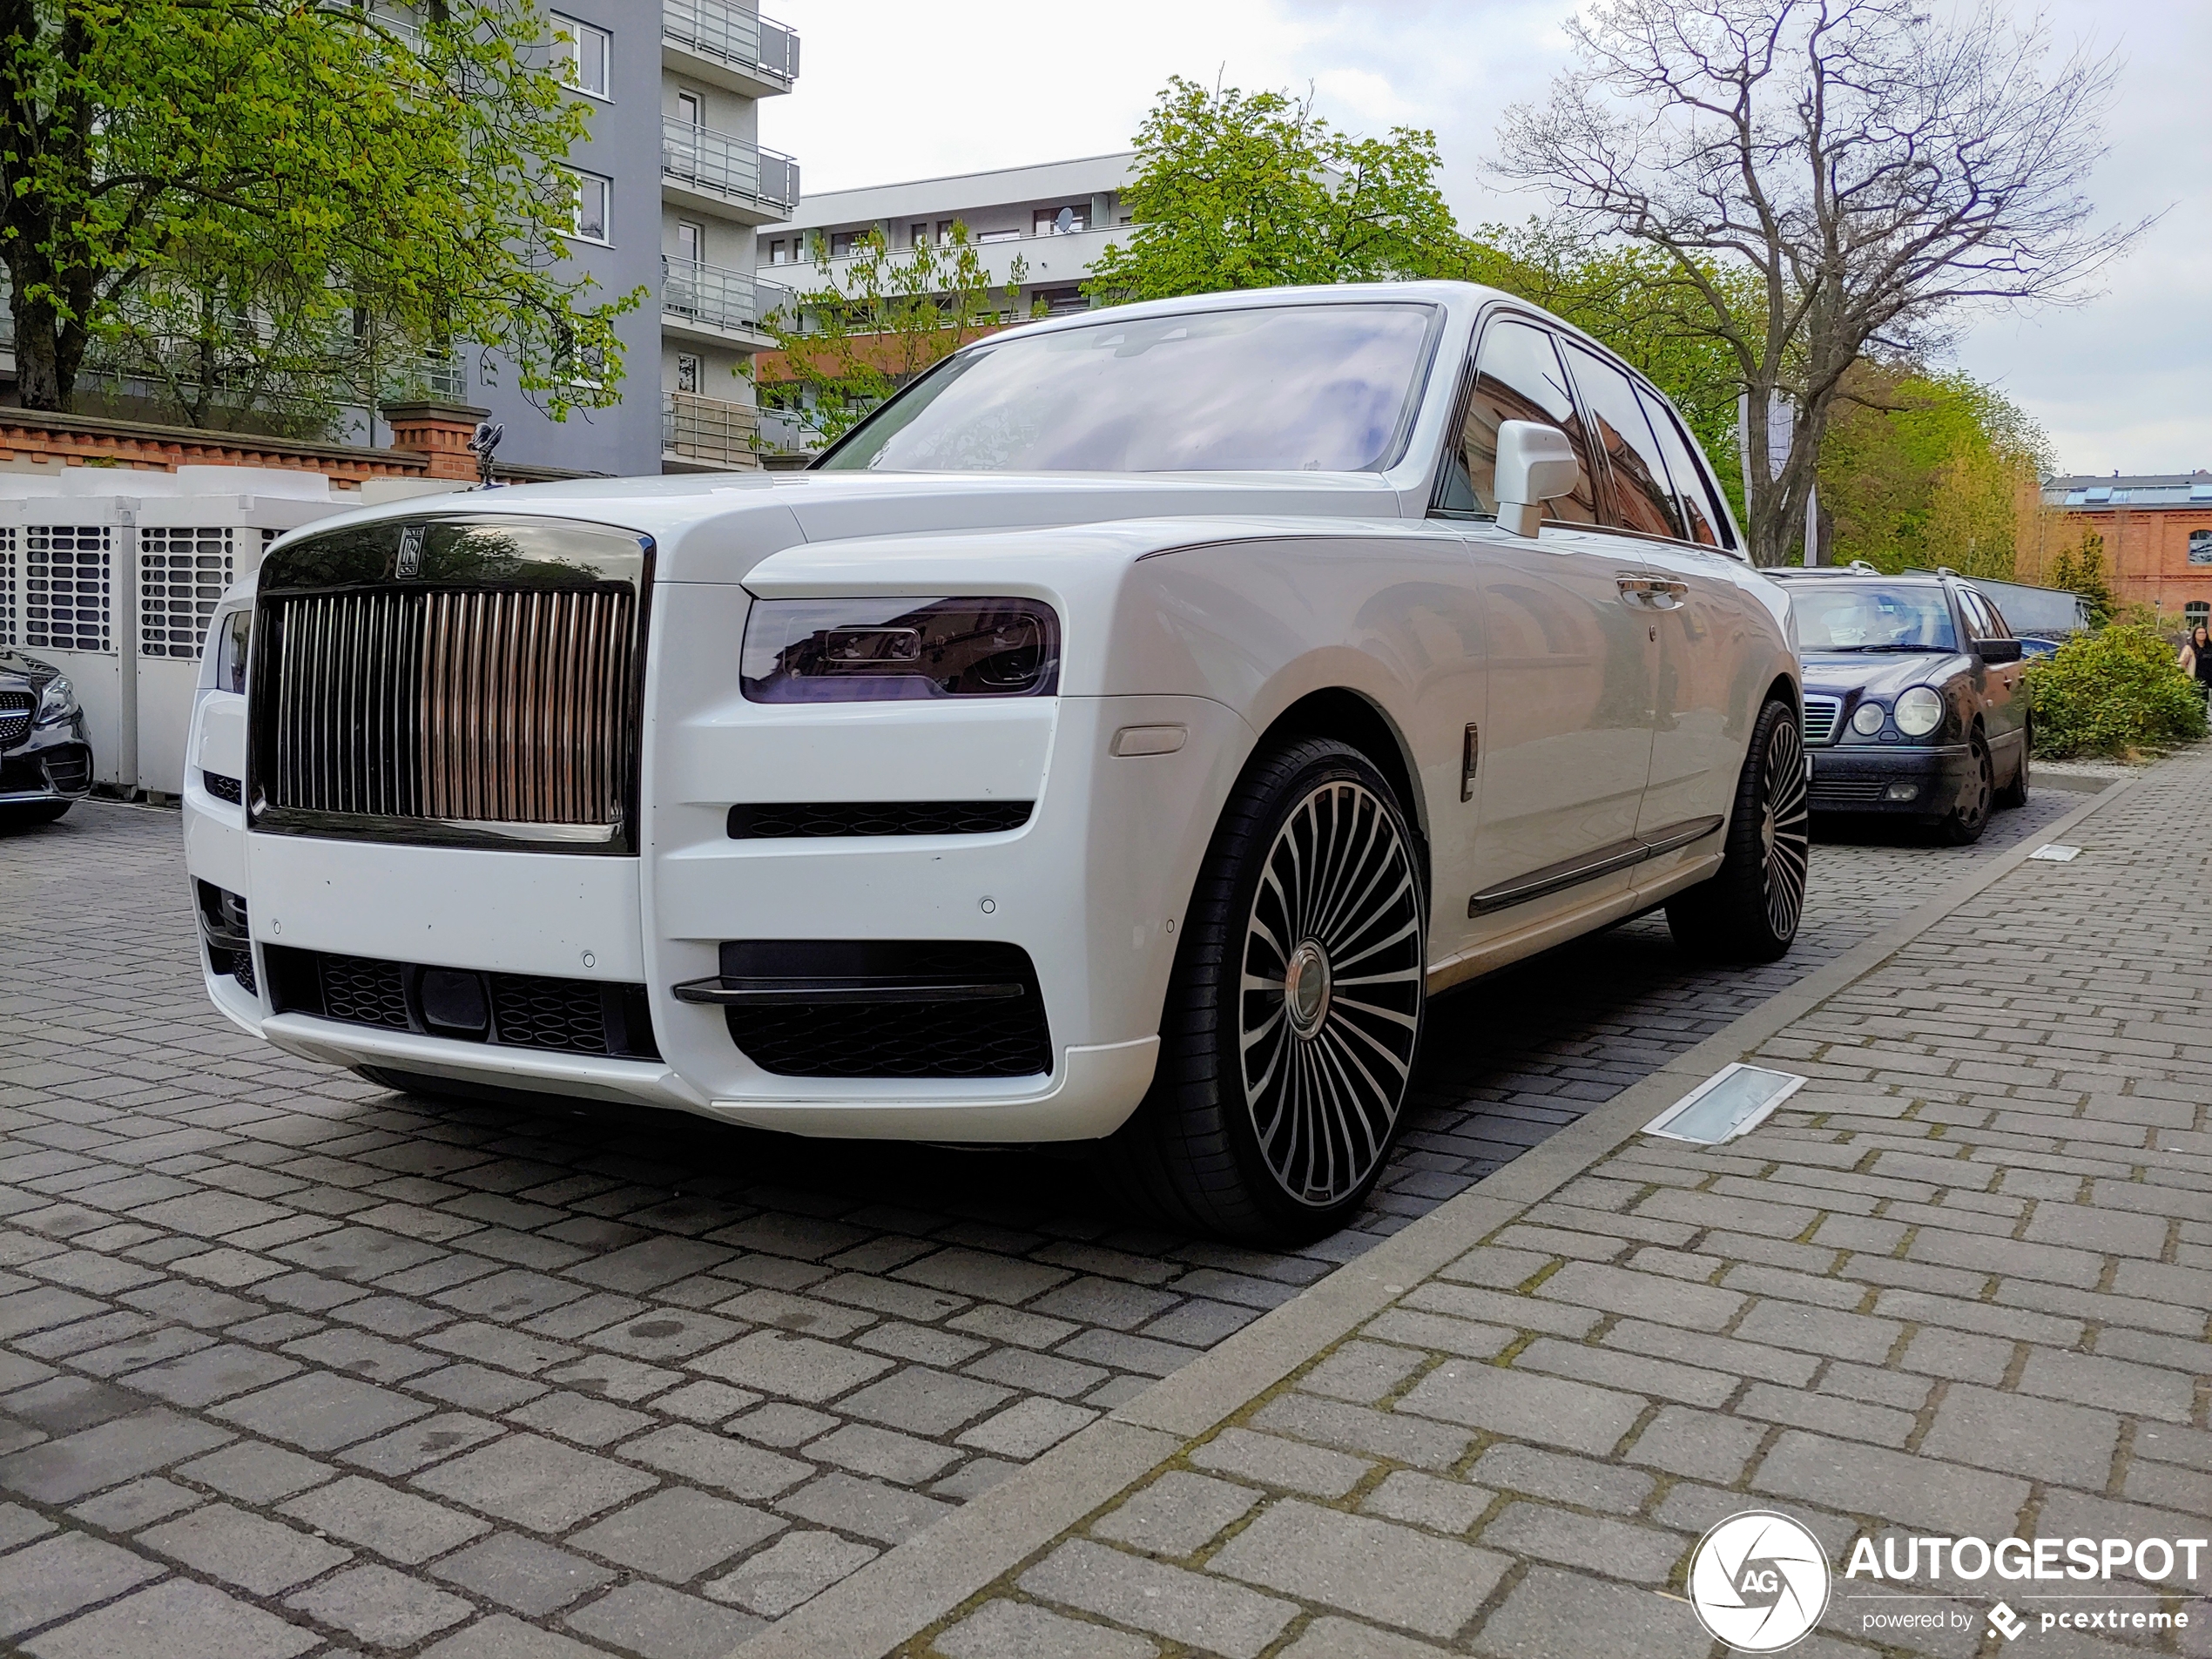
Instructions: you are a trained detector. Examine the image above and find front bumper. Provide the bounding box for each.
[0,719,92,804]
[1807,740,1974,815]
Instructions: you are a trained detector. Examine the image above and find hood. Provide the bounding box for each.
[1800,649,1970,700]
[262,469,1420,586]
[0,648,59,689]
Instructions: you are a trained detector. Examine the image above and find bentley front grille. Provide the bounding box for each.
[260,585,635,833]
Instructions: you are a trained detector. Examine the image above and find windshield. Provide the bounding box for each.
[819,302,1436,474]
[1792,586,1959,651]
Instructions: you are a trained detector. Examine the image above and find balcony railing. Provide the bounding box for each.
[661,116,799,214]
[661,258,786,335]
[663,391,760,466]
[663,0,799,84]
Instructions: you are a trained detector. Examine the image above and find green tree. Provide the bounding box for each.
[759,226,1033,449]
[2049,529,2117,626]
[1083,76,1464,303]
[0,0,639,427]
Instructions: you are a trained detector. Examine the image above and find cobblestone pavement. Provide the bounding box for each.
[0,786,2077,1659]
[912,751,2211,1659]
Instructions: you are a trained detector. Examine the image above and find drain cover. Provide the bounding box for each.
[1645,1064,1807,1144]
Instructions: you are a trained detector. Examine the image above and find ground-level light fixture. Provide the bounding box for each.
[1644,1063,1808,1145]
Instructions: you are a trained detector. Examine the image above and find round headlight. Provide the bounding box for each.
[1850,701,1886,736]
[1894,685,1945,738]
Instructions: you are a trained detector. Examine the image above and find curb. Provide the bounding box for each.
[732,778,2134,1659]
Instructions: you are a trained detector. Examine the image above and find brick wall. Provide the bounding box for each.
[2047,507,2212,617]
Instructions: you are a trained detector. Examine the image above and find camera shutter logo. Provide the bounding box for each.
[1689,1511,1831,1652]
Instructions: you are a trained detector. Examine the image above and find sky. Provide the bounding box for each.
[761,0,2209,478]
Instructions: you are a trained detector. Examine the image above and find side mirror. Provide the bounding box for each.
[1976,638,2023,664]
[1494,420,1580,537]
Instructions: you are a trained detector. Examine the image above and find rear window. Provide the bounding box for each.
[819,303,1437,475]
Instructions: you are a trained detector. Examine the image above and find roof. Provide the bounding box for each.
[2043,470,2212,509]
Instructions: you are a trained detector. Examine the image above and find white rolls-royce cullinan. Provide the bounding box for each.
[183,281,1806,1241]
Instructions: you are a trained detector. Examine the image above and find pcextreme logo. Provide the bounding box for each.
[1689,1512,1831,1652]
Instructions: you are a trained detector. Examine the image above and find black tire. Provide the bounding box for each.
[1993,723,2029,810]
[1665,697,1809,962]
[1932,731,1993,845]
[0,800,71,830]
[1096,738,1426,1243]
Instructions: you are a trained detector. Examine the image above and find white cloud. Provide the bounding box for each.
[762,0,2208,473]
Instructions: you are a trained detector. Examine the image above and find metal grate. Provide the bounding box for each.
[139,528,235,658]
[203,772,243,804]
[0,531,15,645]
[489,973,611,1055]
[319,954,411,1028]
[727,800,1035,839]
[0,691,29,745]
[263,585,635,826]
[265,945,658,1059]
[1809,777,1892,805]
[24,526,111,652]
[1802,696,1842,745]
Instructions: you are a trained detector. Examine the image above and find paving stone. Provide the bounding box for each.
[1472,1562,1712,1658]
[66,1475,200,1531]
[730,1401,839,1447]
[1020,1537,1296,1659]
[569,1237,732,1293]
[1730,1300,1902,1364]
[2016,1348,2196,1422]
[1250,1391,1472,1473]
[212,1372,429,1452]
[961,1346,1108,1399]
[1752,1429,2030,1537]
[813,1422,961,1485]
[652,1379,761,1425]
[1397,1361,1644,1458]
[690,1330,894,1401]
[1917,1384,2120,1487]
[1277,1615,1453,1659]
[419,1611,614,1659]
[621,1424,813,1501]
[935,1599,1159,1659]
[1299,1339,1429,1405]
[508,1390,653,1447]
[1361,1469,1493,1535]
[839,1366,1013,1436]
[1480,1501,1685,1583]
[1622,1404,1766,1485]
[0,1499,54,1551]
[1211,1498,1510,1639]
[412,1433,658,1533]
[1534,1260,1744,1331]
[411,1363,549,1413]
[340,1413,503,1477]
[894,1247,1072,1305]
[26,1577,320,1659]
[567,1487,784,1581]
[287,1561,475,1648]
[1091,1470,1260,1556]
[125,1343,303,1408]
[280,1474,489,1564]
[1189,1426,1373,1499]
[1469,1442,1656,1514]
[540,1352,683,1403]
[0,1406,233,1502]
[0,1530,166,1637]
[955,1397,1097,1460]
[853,1320,991,1368]
[778,1471,949,1545]
[705,1528,878,1617]
[428,1530,616,1616]
[564,1581,765,1659]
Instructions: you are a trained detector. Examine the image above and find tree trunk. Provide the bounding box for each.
[11,276,69,413]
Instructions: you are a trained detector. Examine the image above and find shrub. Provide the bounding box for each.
[2027,623,2208,758]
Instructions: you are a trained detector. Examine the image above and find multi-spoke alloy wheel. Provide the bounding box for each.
[1759,713,1811,941]
[1096,738,1427,1242]
[1238,779,1425,1210]
[1664,696,1807,963]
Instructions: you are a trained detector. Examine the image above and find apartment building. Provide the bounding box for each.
[2041,471,2212,625]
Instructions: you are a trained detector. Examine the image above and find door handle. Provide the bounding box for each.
[1652,578,1689,610]
[1616,574,1657,606]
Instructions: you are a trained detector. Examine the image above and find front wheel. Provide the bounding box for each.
[1096,738,1427,1243]
[1993,724,2029,810]
[1665,697,1809,962]
[1932,732,1993,845]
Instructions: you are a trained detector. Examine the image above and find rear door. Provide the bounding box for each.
[1437,316,1656,933]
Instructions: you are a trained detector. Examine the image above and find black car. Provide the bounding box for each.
[0,648,93,827]
[1770,567,2028,844]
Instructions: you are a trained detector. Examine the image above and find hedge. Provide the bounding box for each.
[2026,623,2209,759]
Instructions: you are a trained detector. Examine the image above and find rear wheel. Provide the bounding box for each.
[1932,731,1993,845]
[1096,738,1426,1243]
[1665,697,1808,962]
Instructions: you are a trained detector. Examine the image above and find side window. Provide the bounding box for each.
[1561,343,1683,540]
[1635,386,1731,550]
[1959,588,2006,641]
[1438,319,1602,525]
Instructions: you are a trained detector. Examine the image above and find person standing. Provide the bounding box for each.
[2183,623,2212,719]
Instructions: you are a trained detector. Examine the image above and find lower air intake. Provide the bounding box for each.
[265,947,659,1060]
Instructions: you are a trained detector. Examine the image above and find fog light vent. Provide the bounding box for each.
[1644,1064,1806,1145]
[1884,782,1919,801]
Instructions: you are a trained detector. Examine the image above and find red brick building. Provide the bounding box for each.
[2040,472,2212,628]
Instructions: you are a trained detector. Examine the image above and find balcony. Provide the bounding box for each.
[663,390,760,469]
[663,0,799,98]
[662,116,799,225]
[660,258,786,345]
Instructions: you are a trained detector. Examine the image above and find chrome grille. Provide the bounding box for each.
[0,691,29,746]
[264,586,634,829]
[1802,695,1842,745]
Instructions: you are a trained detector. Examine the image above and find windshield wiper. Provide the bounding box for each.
[1812,643,1948,652]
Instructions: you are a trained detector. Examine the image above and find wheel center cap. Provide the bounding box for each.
[1285,940,1332,1038]
[1760,806,1776,857]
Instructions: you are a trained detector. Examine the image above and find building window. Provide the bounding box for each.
[2187,600,2209,626]
[675,90,701,128]
[829,230,862,259]
[976,229,1021,244]
[910,221,929,248]
[676,354,700,395]
[563,167,610,243]
[935,220,955,245]
[768,239,788,265]
[676,220,702,265]
[551,14,610,98]
[1034,205,1088,235]
[2189,529,2212,566]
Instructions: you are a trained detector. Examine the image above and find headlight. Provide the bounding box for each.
[34,675,78,725]
[1850,701,1885,736]
[1894,685,1945,738]
[741,597,1061,703]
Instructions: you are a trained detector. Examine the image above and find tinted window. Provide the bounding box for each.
[1635,386,1730,549]
[1959,588,2009,640]
[819,303,1434,473]
[1436,320,1601,524]
[1562,343,1683,539]
[1792,586,1960,651]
